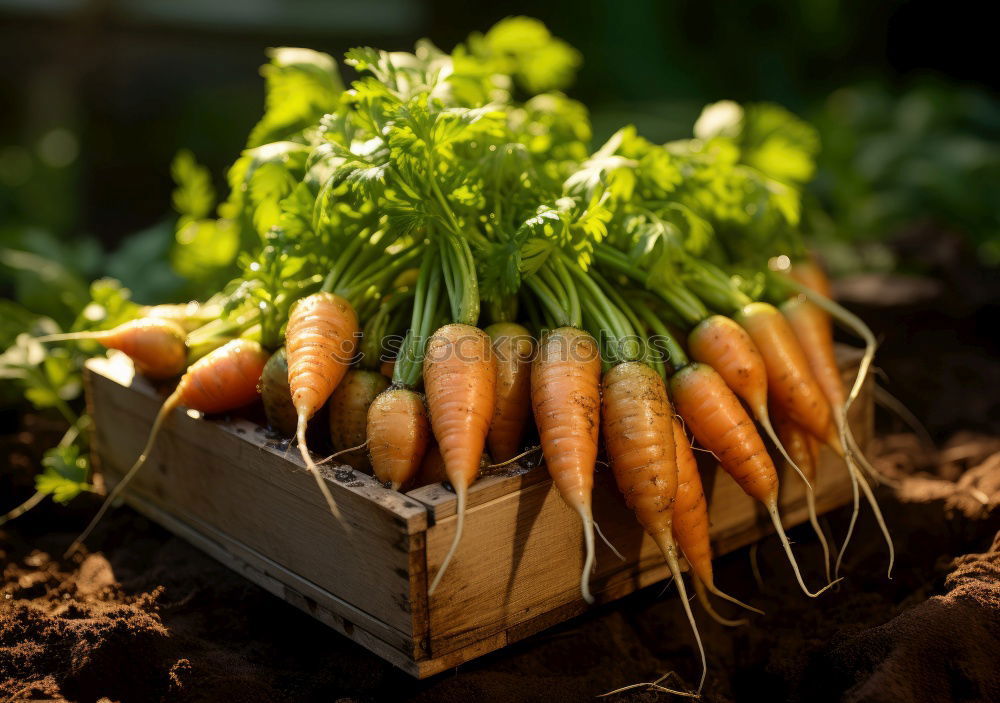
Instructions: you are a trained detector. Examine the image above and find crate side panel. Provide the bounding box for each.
[87,364,419,636]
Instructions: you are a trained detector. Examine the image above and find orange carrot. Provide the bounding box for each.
[531,327,602,603]
[688,314,813,488]
[423,324,497,595]
[379,358,395,380]
[671,417,762,626]
[485,322,535,463]
[670,362,830,596]
[737,302,893,577]
[788,256,833,299]
[38,318,187,380]
[329,370,390,473]
[779,295,895,576]
[367,388,431,490]
[412,441,448,488]
[67,339,269,554]
[285,292,359,521]
[602,362,706,690]
[735,303,836,447]
[260,347,297,436]
[771,407,832,582]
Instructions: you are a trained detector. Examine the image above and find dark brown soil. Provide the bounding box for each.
[2,267,999,702]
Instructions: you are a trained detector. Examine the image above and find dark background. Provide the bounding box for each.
[1,0,996,258]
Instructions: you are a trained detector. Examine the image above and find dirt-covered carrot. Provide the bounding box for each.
[670,361,831,596]
[424,323,497,595]
[671,417,762,626]
[602,361,707,689]
[38,318,188,380]
[328,370,389,473]
[485,322,535,463]
[260,347,296,436]
[531,326,602,603]
[285,291,359,521]
[67,339,269,554]
[367,388,430,489]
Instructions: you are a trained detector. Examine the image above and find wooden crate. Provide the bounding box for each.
[83,347,871,678]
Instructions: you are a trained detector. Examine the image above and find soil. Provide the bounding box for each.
[2,263,999,702]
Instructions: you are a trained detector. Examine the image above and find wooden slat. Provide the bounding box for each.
[85,355,424,638]
[116,483,423,664]
[422,346,871,658]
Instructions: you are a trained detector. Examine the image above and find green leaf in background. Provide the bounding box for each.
[36,445,90,504]
[477,16,582,95]
[247,47,343,148]
[74,278,142,332]
[171,149,216,222]
[172,218,240,286]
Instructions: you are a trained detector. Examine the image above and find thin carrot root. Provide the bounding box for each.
[600,671,699,699]
[484,445,541,470]
[655,533,707,694]
[318,441,368,465]
[66,393,180,556]
[835,460,862,578]
[297,414,345,524]
[874,383,935,451]
[805,489,833,584]
[758,410,812,491]
[692,574,749,627]
[845,429,899,488]
[839,449,895,578]
[579,506,597,604]
[767,501,840,597]
[429,486,466,596]
[594,519,625,562]
[0,490,46,526]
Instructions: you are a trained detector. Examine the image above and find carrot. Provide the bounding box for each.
[670,362,830,596]
[329,370,390,473]
[601,361,706,690]
[379,358,395,380]
[423,324,497,595]
[260,348,297,436]
[485,322,535,463]
[367,388,431,490]
[688,314,814,489]
[412,441,448,488]
[285,292,359,522]
[779,295,895,576]
[771,407,833,582]
[788,256,832,299]
[38,318,187,380]
[671,417,762,626]
[531,326,601,603]
[734,303,836,446]
[67,339,269,554]
[737,301,893,577]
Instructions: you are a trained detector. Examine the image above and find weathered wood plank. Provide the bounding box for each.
[422,346,871,658]
[86,355,424,637]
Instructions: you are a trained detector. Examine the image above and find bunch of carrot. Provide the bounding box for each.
[31,19,903,694]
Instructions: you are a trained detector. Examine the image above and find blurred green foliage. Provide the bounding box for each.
[809,82,1000,269]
